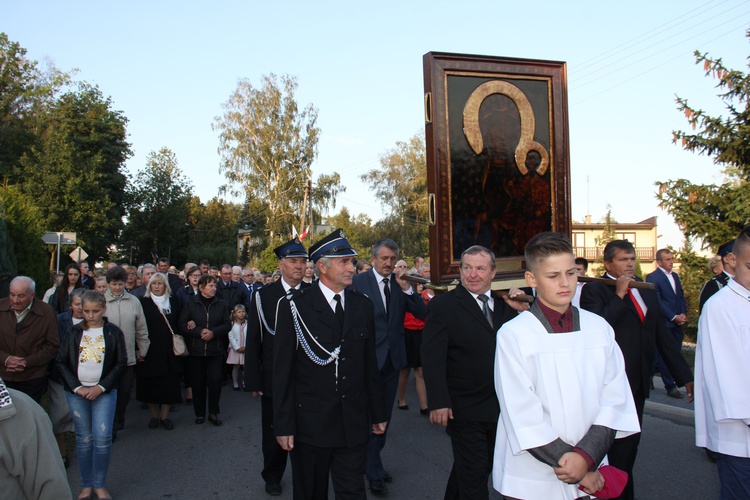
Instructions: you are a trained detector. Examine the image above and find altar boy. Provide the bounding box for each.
[492,232,640,499]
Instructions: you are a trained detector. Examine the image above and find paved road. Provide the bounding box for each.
[63,374,719,499]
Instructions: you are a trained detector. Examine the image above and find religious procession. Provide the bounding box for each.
[3,5,750,500]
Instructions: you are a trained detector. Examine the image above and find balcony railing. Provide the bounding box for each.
[574,247,655,261]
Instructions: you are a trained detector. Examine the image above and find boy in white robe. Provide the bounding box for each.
[695,224,750,499]
[493,232,640,499]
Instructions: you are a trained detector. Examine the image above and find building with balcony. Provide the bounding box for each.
[572,216,659,273]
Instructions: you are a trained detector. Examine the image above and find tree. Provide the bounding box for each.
[656,31,750,251]
[326,207,375,257]
[120,148,193,265]
[674,237,712,340]
[18,83,131,262]
[0,33,70,182]
[361,132,429,259]
[213,73,321,242]
[186,197,241,265]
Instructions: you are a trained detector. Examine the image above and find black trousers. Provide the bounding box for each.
[188,355,223,417]
[115,365,135,427]
[5,376,47,403]
[607,388,645,500]
[261,395,288,485]
[290,440,367,500]
[444,419,497,500]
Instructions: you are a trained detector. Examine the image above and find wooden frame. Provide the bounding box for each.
[423,52,571,284]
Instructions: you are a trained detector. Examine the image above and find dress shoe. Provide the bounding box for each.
[195,416,205,424]
[420,408,429,416]
[397,403,409,410]
[161,418,174,430]
[63,456,70,469]
[265,483,282,496]
[148,418,159,429]
[382,471,393,483]
[649,375,655,390]
[369,479,387,495]
[667,387,683,399]
[208,414,223,426]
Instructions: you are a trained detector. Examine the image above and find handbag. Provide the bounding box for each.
[158,305,189,357]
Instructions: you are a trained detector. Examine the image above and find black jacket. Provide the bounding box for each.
[216,281,248,311]
[55,320,127,393]
[178,294,231,357]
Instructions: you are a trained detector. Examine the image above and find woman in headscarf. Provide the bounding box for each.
[136,273,182,430]
[48,263,83,315]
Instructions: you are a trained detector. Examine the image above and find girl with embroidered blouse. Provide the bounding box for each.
[56,290,127,500]
[227,304,247,391]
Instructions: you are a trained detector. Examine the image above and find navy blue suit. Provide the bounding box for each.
[350,268,428,482]
[646,268,687,391]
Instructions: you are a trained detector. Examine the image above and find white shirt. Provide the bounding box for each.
[280,277,300,294]
[468,289,494,313]
[606,273,648,316]
[318,281,345,313]
[695,278,750,457]
[658,266,677,293]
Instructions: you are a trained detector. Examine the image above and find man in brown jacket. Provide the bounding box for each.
[0,276,60,402]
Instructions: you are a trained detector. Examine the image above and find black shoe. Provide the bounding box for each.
[161,418,174,430]
[233,386,241,391]
[195,416,205,424]
[397,404,409,410]
[649,375,655,390]
[208,413,223,426]
[63,456,70,469]
[420,408,429,416]
[667,387,684,399]
[265,483,282,496]
[383,471,393,483]
[370,479,387,494]
[148,418,159,429]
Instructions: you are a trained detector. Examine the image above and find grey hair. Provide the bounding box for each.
[232,265,242,273]
[67,287,87,307]
[460,246,496,270]
[144,272,172,298]
[371,238,399,258]
[141,263,156,274]
[317,257,333,269]
[11,276,35,293]
[418,261,430,272]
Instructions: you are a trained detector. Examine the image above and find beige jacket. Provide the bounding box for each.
[104,291,149,365]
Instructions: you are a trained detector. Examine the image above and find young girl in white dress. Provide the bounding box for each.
[227,304,247,391]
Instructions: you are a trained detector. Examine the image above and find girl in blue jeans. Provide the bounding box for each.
[56,290,127,500]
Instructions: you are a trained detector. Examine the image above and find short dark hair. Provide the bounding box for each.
[524,232,574,272]
[574,257,588,270]
[106,266,128,283]
[603,240,635,262]
[460,245,496,270]
[655,248,673,262]
[198,275,217,289]
[734,224,750,256]
[199,259,210,266]
[157,257,170,265]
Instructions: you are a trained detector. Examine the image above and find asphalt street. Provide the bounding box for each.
[62,374,719,499]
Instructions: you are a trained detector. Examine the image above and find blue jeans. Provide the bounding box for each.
[66,389,117,489]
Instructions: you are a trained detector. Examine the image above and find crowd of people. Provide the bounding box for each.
[0,225,748,500]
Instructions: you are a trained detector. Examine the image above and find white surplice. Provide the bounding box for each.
[695,278,750,458]
[493,308,640,500]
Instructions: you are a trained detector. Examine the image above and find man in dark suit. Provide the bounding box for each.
[699,239,735,313]
[421,245,527,500]
[245,238,309,497]
[156,257,184,297]
[273,229,387,499]
[130,264,156,298]
[646,248,688,398]
[217,264,248,311]
[580,239,694,500]
[350,238,427,494]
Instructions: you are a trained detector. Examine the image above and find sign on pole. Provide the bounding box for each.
[69,246,88,263]
[40,232,77,273]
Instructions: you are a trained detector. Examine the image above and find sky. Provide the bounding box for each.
[4,0,749,251]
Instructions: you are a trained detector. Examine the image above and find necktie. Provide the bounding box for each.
[382,278,391,317]
[477,294,493,328]
[334,294,344,326]
[627,289,645,323]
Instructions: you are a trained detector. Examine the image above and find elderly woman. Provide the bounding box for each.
[136,273,182,430]
[179,275,230,426]
[49,263,84,315]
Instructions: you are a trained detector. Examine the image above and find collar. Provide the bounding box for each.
[281,277,300,293]
[728,278,750,301]
[536,299,574,333]
[658,266,673,276]
[372,268,391,281]
[467,289,492,302]
[318,281,344,309]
